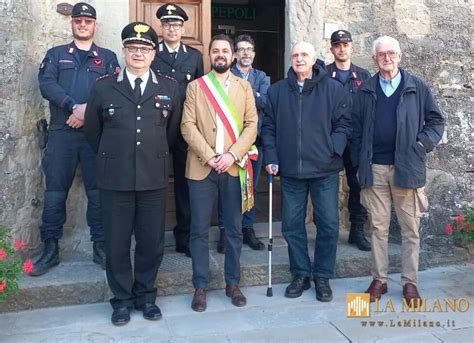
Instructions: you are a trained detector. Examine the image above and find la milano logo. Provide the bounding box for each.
[374,297,470,313]
[346,293,470,318]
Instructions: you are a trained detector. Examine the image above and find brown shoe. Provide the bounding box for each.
[191,288,207,312]
[403,283,421,305]
[225,284,247,307]
[365,280,387,302]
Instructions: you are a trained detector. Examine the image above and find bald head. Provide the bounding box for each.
[291,41,316,80]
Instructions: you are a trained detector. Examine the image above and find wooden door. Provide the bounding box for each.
[130,0,211,72]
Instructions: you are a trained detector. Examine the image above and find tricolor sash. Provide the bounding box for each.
[197,72,258,213]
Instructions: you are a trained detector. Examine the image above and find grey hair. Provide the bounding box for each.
[291,41,316,59]
[372,36,401,57]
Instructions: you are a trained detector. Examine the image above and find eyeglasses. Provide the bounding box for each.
[72,18,95,25]
[376,51,398,59]
[236,47,254,53]
[162,23,183,30]
[125,46,154,54]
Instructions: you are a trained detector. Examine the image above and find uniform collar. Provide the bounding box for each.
[329,63,358,80]
[67,41,99,57]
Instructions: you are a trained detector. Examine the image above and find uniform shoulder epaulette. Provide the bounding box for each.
[97,74,113,81]
[157,72,177,83]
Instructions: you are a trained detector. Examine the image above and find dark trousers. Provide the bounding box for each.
[188,171,242,289]
[172,136,191,242]
[343,146,367,226]
[100,188,166,309]
[281,174,339,279]
[40,129,103,242]
[218,145,263,229]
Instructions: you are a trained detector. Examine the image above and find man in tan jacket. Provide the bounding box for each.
[181,34,257,312]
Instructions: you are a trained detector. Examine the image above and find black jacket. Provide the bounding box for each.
[84,69,181,191]
[351,68,445,188]
[151,42,204,104]
[261,64,352,178]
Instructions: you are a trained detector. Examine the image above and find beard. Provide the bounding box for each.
[212,57,231,73]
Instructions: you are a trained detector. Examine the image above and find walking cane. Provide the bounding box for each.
[267,165,276,297]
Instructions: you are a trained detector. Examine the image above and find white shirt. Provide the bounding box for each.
[164,42,180,57]
[126,68,150,96]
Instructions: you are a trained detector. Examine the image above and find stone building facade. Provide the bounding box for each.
[0,0,472,254]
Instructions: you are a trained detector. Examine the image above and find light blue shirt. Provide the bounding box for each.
[379,71,401,97]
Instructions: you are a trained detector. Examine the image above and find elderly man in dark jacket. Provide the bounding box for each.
[262,41,351,302]
[351,36,444,305]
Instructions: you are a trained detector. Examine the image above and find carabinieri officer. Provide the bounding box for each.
[84,22,181,326]
[151,3,204,257]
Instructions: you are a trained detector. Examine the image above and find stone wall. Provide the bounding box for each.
[0,0,472,254]
[0,0,127,254]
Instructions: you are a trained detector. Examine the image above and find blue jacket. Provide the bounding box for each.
[351,69,445,188]
[38,42,119,128]
[261,64,352,179]
[326,62,371,97]
[231,64,270,136]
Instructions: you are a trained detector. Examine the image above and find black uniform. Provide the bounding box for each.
[326,62,371,227]
[151,41,204,252]
[84,69,181,309]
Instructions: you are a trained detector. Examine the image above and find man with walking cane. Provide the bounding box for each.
[262,41,351,302]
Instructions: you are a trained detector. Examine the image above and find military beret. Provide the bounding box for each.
[330,30,352,44]
[156,3,189,22]
[121,22,158,48]
[71,2,96,19]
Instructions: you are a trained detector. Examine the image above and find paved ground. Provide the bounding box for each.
[1,264,473,343]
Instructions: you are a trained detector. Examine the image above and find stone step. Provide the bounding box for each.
[0,223,468,313]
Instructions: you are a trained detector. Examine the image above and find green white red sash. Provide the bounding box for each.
[197,72,258,213]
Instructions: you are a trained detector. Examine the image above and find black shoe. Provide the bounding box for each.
[92,241,106,270]
[284,276,311,298]
[111,307,130,326]
[217,229,225,254]
[135,303,162,321]
[29,238,60,276]
[243,228,265,250]
[174,228,191,257]
[315,278,333,302]
[348,225,371,251]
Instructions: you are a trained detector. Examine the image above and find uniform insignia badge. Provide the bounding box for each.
[68,47,74,54]
[93,59,103,66]
[162,109,169,118]
[133,24,150,38]
[82,5,88,11]
[114,66,121,74]
[166,4,176,14]
[156,95,171,100]
[355,80,362,88]
[186,73,191,81]
[338,30,345,36]
[159,43,163,52]
[40,62,45,69]
[332,71,336,78]
[108,108,115,116]
[92,50,98,57]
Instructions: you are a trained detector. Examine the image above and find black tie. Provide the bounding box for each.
[170,51,177,60]
[134,78,142,99]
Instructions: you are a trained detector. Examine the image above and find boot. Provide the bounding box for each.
[30,238,59,276]
[348,225,371,251]
[93,241,106,270]
[243,228,265,250]
[217,228,225,254]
